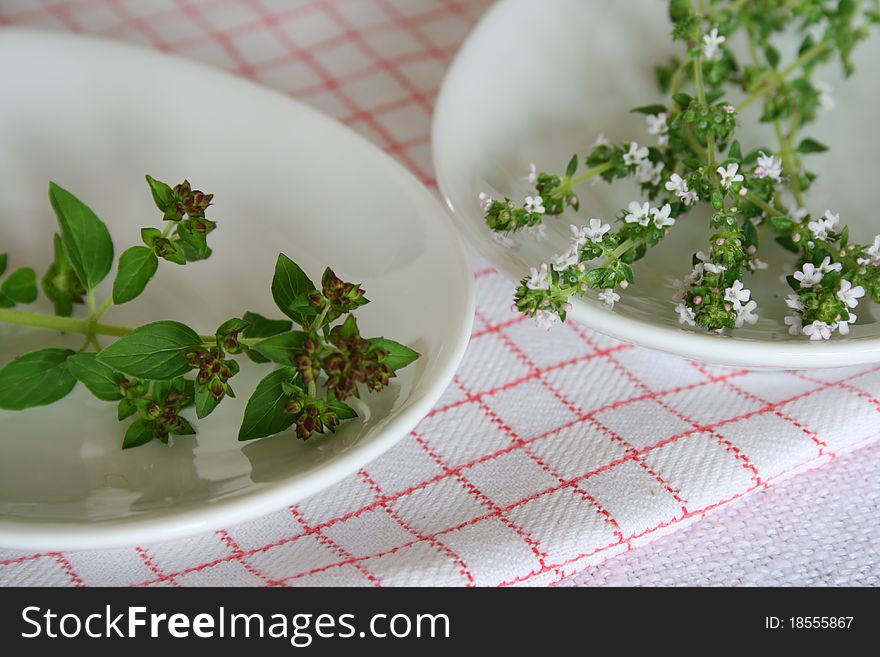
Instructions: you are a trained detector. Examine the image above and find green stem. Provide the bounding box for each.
[608,238,640,262]
[91,296,114,324]
[774,117,805,207]
[693,55,706,104]
[746,193,787,217]
[738,41,830,111]
[569,161,615,186]
[0,308,131,337]
[161,223,175,238]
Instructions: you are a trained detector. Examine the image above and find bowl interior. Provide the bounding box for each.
[0,30,472,547]
[433,0,880,365]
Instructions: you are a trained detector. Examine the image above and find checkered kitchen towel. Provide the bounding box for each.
[1,0,878,587]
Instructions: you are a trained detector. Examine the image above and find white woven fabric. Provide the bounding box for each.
[562,439,880,586]
[0,0,878,587]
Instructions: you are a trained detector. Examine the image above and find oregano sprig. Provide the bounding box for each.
[0,176,419,449]
[480,0,880,340]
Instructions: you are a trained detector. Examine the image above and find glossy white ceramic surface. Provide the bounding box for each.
[433,0,880,369]
[0,29,474,550]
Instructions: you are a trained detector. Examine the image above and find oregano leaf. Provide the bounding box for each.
[48,182,114,291]
[67,353,127,402]
[98,320,203,380]
[252,331,309,365]
[368,338,420,371]
[271,253,315,323]
[238,367,298,441]
[1,267,38,304]
[123,419,155,449]
[113,246,159,305]
[0,348,77,410]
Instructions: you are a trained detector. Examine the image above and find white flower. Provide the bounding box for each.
[702,27,726,61]
[624,200,651,226]
[593,133,609,147]
[623,142,649,166]
[818,256,842,273]
[808,210,839,240]
[534,309,560,331]
[793,263,823,288]
[636,160,664,185]
[866,235,880,262]
[646,113,668,145]
[749,257,769,270]
[598,288,620,308]
[523,163,538,186]
[665,173,698,206]
[526,263,550,290]
[791,207,808,223]
[703,261,727,274]
[735,300,759,328]
[837,312,857,336]
[754,152,783,181]
[717,162,743,190]
[479,192,493,212]
[651,203,675,228]
[524,195,545,214]
[803,320,833,341]
[675,302,696,326]
[837,279,866,308]
[724,279,751,310]
[646,112,667,136]
[582,218,611,243]
[551,247,579,272]
[815,80,835,110]
[785,293,804,311]
[784,315,803,335]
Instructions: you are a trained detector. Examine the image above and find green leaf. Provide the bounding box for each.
[764,44,780,69]
[1,268,38,304]
[0,348,77,410]
[145,175,173,213]
[565,154,578,177]
[118,398,137,421]
[369,338,420,371]
[123,419,155,449]
[770,215,794,232]
[242,312,293,338]
[619,262,635,284]
[727,140,742,161]
[672,92,693,108]
[251,331,309,365]
[271,253,316,323]
[176,223,210,261]
[238,368,298,441]
[98,320,203,379]
[48,182,114,291]
[327,398,358,421]
[796,138,829,154]
[743,218,759,249]
[630,104,667,115]
[195,383,221,419]
[113,246,159,305]
[67,353,127,401]
[0,254,7,277]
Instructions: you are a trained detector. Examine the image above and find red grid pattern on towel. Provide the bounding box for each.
[1,0,879,587]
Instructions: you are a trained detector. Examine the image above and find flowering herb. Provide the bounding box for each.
[482,0,880,340]
[0,177,418,448]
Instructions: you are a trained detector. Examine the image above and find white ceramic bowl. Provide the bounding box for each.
[433,0,880,369]
[0,29,474,550]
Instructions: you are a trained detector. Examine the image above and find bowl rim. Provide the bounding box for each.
[431,0,880,370]
[0,28,475,551]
